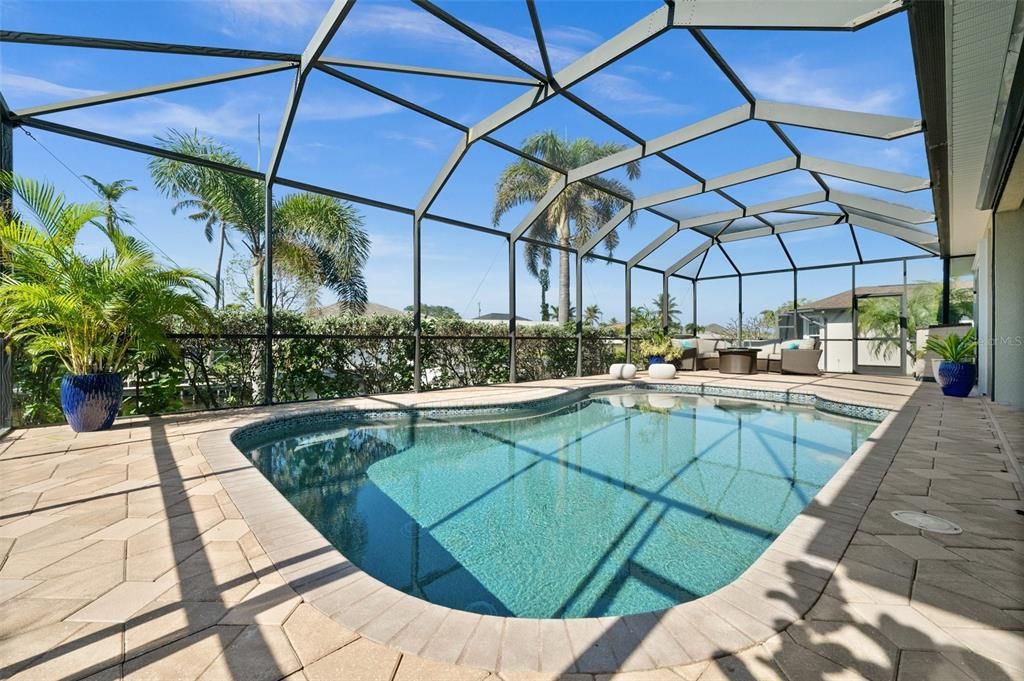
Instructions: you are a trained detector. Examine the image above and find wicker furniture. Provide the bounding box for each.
[718,348,759,374]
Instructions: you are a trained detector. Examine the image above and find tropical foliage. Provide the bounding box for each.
[11,309,622,425]
[82,175,137,230]
[924,327,976,364]
[149,130,370,312]
[492,131,640,324]
[0,174,209,375]
[857,282,969,360]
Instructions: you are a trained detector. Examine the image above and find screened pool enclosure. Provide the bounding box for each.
[0,0,965,424]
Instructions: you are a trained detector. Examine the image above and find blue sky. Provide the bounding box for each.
[1,0,942,324]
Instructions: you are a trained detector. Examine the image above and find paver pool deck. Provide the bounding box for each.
[1,372,1022,681]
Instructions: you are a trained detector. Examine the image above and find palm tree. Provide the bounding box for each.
[538,267,550,321]
[0,173,209,375]
[170,196,232,308]
[583,304,602,327]
[82,175,137,231]
[630,305,659,333]
[493,131,640,324]
[149,130,370,312]
[650,294,680,327]
[857,283,943,360]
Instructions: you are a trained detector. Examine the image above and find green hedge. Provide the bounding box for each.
[10,309,623,426]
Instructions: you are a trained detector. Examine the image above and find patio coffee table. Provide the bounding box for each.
[718,348,759,374]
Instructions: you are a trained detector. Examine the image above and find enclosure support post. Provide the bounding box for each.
[413,216,422,392]
[0,95,13,433]
[737,274,743,345]
[792,270,799,340]
[901,259,909,374]
[509,235,517,383]
[575,254,583,377]
[692,280,698,337]
[661,274,669,335]
[941,255,951,324]
[851,265,858,372]
[263,181,274,405]
[625,265,632,364]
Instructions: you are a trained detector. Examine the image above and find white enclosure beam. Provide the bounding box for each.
[672,0,904,30]
[846,212,940,253]
[799,155,930,192]
[267,0,355,181]
[665,241,713,276]
[318,57,539,85]
[468,5,672,143]
[628,225,679,267]
[14,62,297,118]
[830,189,935,223]
[754,100,922,139]
[772,215,845,234]
[578,204,637,256]
[744,191,828,216]
[566,104,752,184]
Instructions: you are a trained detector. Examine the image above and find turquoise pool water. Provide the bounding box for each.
[244,391,876,618]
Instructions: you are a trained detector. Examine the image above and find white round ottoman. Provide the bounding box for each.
[648,363,677,379]
[609,363,637,379]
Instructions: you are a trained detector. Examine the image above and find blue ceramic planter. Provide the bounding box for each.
[648,356,665,365]
[935,361,975,398]
[60,373,123,432]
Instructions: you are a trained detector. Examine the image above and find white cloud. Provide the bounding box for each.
[584,73,692,117]
[208,0,328,31]
[59,97,262,140]
[297,93,401,121]
[341,4,580,69]
[542,26,603,48]
[743,56,903,114]
[1,73,102,100]
[378,130,438,151]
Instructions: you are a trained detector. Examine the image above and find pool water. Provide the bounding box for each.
[244,391,876,618]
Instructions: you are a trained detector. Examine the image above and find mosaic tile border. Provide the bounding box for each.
[231,380,889,451]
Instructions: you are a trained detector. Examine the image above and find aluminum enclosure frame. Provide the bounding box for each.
[0,0,950,401]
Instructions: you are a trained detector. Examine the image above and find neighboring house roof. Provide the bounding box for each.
[801,284,909,311]
[473,313,532,321]
[312,301,407,318]
[799,281,968,312]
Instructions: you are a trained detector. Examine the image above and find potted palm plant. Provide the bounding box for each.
[637,334,671,366]
[924,328,977,397]
[0,175,209,431]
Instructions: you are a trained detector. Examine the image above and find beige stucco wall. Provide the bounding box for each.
[992,208,1024,407]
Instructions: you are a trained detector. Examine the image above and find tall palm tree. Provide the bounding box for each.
[650,293,680,326]
[538,267,550,321]
[493,131,640,324]
[149,130,370,312]
[82,175,137,231]
[583,304,602,327]
[169,196,231,308]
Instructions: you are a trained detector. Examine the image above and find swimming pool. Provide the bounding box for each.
[243,390,877,618]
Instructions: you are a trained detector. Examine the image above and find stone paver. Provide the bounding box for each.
[0,374,1021,680]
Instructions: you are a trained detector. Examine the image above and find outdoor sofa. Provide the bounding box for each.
[670,337,823,375]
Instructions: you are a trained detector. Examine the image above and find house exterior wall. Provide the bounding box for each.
[992,208,1024,407]
[974,224,992,396]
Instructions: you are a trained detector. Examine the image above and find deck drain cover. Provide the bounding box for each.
[891,511,962,534]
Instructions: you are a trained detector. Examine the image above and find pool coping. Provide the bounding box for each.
[196,376,914,674]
